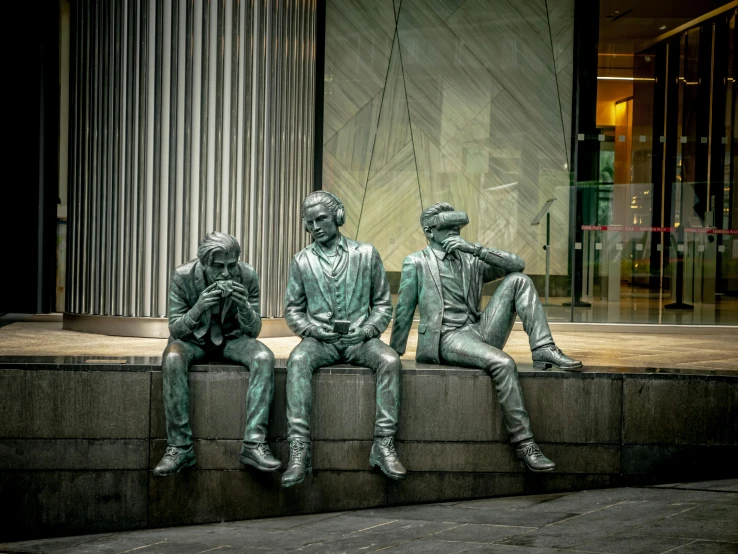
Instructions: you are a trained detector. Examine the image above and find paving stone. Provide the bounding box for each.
[575,532,695,554]
[379,537,484,552]
[353,503,574,528]
[431,522,536,544]
[501,499,710,550]
[0,439,148,470]
[675,478,738,493]
[623,377,738,445]
[662,540,738,554]
[631,515,738,543]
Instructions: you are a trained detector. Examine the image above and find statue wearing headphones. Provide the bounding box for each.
[281,191,406,487]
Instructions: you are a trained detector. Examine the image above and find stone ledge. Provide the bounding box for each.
[0,356,736,541]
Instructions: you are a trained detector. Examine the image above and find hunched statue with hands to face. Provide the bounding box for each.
[154,232,280,477]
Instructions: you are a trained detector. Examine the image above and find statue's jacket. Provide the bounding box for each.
[390,247,512,364]
[167,259,262,344]
[284,236,393,336]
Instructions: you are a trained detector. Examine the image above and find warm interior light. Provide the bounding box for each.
[597,76,656,81]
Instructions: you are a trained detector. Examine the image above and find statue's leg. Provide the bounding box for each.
[478,272,553,351]
[346,339,402,438]
[346,339,406,480]
[285,338,339,441]
[222,336,276,445]
[282,338,339,487]
[162,340,207,447]
[440,329,533,444]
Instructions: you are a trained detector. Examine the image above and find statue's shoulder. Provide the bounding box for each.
[237,260,257,281]
[345,237,377,256]
[173,259,198,279]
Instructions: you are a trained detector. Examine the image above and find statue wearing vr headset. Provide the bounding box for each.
[390,202,582,472]
[282,191,406,487]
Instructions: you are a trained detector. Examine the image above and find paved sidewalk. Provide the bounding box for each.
[2,480,736,553]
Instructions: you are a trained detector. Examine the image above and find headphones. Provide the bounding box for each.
[302,191,346,231]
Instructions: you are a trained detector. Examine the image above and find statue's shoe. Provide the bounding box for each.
[281,439,311,488]
[153,445,196,477]
[532,345,583,371]
[240,442,281,472]
[515,440,556,472]
[369,436,407,480]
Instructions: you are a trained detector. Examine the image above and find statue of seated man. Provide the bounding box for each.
[154,232,280,477]
[390,203,582,472]
[282,191,406,487]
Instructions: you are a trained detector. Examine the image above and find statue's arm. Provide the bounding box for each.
[168,274,200,339]
[475,244,525,281]
[389,256,418,355]
[284,257,312,336]
[237,272,262,337]
[365,247,393,334]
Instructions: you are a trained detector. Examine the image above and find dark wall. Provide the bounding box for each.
[1,1,60,313]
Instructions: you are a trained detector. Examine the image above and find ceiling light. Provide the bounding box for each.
[658,25,667,31]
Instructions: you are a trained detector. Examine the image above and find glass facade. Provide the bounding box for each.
[321,0,738,326]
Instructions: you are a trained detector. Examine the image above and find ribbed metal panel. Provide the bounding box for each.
[67,0,316,318]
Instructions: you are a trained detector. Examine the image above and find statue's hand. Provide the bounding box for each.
[441,235,476,255]
[191,283,222,319]
[306,325,341,343]
[231,282,252,310]
[337,327,366,346]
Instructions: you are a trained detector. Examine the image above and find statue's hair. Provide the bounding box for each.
[301,191,346,230]
[420,202,454,228]
[197,232,241,265]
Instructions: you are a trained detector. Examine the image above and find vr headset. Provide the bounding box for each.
[426,211,469,230]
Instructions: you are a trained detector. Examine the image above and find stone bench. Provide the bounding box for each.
[0,356,736,541]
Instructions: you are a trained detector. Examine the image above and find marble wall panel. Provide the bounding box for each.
[547,0,575,159]
[324,92,383,188]
[368,38,414,180]
[413,123,483,242]
[323,151,368,239]
[323,0,394,141]
[323,0,573,276]
[446,0,567,162]
[358,142,423,270]
[424,0,468,21]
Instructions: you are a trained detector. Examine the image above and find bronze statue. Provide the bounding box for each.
[154,232,280,477]
[282,191,406,487]
[390,203,582,472]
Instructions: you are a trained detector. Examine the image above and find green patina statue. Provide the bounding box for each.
[154,232,280,477]
[390,202,583,473]
[282,191,406,487]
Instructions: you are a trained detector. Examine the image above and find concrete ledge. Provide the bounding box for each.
[0,357,736,541]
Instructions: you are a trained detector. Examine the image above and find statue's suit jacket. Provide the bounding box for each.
[390,247,514,364]
[284,236,393,336]
[167,259,262,344]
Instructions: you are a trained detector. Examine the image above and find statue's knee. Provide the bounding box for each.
[487,355,516,375]
[162,343,187,369]
[508,272,531,285]
[287,349,311,371]
[380,351,401,372]
[252,347,275,367]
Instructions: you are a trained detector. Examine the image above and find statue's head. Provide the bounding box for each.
[197,232,241,282]
[420,202,469,246]
[301,191,346,246]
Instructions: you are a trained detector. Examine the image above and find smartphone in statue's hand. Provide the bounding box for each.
[332,320,351,334]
